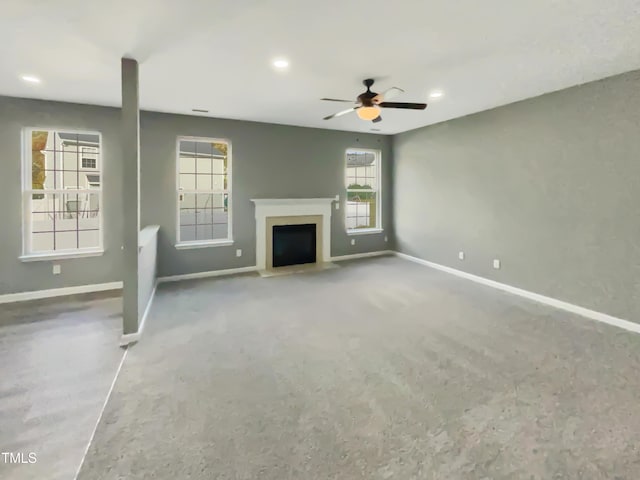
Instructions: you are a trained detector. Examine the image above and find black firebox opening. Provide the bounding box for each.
[272,224,316,268]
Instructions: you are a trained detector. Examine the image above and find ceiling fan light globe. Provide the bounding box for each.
[357,106,381,121]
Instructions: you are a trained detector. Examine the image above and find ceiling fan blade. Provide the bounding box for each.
[379,102,427,110]
[321,98,355,103]
[323,107,359,120]
[372,116,382,123]
[372,87,404,104]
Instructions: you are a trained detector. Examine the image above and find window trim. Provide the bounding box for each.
[21,127,104,261]
[175,135,233,248]
[345,147,382,234]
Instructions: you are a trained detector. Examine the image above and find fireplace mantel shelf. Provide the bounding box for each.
[251,198,335,205]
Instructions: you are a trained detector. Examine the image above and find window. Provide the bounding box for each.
[22,129,103,259]
[81,147,98,169]
[81,158,96,168]
[176,137,232,247]
[345,149,381,233]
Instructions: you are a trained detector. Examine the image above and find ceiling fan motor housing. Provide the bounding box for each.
[358,93,377,106]
[358,78,378,106]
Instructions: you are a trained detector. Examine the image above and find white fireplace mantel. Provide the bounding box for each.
[251,198,335,270]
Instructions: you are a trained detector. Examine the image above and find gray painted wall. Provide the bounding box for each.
[140,111,392,277]
[0,96,392,294]
[393,70,640,322]
[0,96,124,295]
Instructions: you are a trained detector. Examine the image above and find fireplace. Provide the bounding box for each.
[251,198,335,273]
[272,224,317,267]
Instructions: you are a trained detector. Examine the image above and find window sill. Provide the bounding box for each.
[347,228,384,236]
[175,240,234,250]
[20,249,105,262]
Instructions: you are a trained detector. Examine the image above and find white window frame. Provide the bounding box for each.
[345,148,383,235]
[20,127,104,261]
[175,136,233,249]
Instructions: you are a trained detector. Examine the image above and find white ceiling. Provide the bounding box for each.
[2,0,640,134]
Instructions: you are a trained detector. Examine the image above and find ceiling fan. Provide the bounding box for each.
[321,78,427,123]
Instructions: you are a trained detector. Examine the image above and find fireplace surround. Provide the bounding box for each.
[251,198,334,272]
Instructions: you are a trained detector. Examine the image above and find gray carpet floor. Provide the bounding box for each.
[79,256,640,479]
[0,292,124,480]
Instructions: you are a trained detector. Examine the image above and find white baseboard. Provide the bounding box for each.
[331,250,394,262]
[395,252,640,335]
[0,281,123,305]
[157,265,258,284]
[119,281,158,347]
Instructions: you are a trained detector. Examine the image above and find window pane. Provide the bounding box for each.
[180,225,196,242]
[179,142,227,191]
[33,130,101,191]
[31,131,49,191]
[211,220,229,240]
[79,230,100,249]
[180,172,215,190]
[31,232,54,253]
[346,151,377,189]
[212,174,225,190]
[30,193,100,252]
[196,156,212,173]
[31,217,54,232]
[55,231,78,250]
[179,193,228,241]
[62,192,100,219]
[31,193,61,234]
[196,173,213,190]
[179,173,195,190]
[212,158,225,174]
[346,191,377,229]
[179,155,195,174]
[193,209,229,241]
[62,143,79,171]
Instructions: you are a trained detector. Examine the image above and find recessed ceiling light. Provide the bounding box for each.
[21,75,41,84]
[429,90,444,99]
[272,58,289,69]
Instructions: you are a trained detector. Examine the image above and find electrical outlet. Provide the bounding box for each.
[52,264,61,275]
[236,249,242,257]
[384,236,388,242]
[350,239,355,246]
[493,259,501,269]
[458,251,465,260]
[335,202,340,210]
